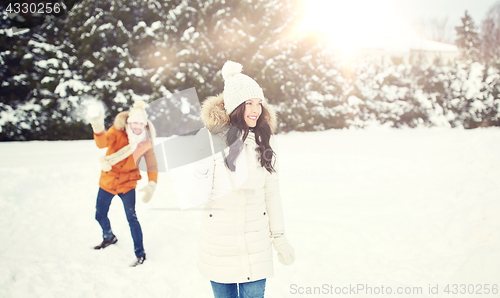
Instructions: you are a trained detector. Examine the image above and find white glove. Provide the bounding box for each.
[87,103,105,134]
[139,181,156,203]
[273,236,295,265]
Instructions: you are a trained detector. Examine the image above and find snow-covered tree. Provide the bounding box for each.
[455,10,481,63]
[1,0,176,140]
[256,38,350,131]
[349,59,436,128]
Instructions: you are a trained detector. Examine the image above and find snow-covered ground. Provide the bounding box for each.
[1,127,500,298]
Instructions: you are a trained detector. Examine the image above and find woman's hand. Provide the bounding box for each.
[273,236,295,265]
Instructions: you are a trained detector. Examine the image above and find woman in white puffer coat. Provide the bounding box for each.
[197,61,295,298]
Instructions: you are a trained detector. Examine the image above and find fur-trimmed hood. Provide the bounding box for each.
[200,93,277,133]
[113,111,157,139]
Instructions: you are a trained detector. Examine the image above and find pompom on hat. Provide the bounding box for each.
[127,101,148,124]
[222,60,265,115]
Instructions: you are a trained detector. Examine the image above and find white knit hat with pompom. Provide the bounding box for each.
[127,100,148,124]
[222,60,265,115]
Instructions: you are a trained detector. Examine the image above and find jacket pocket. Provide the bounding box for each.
[127,171,142,182]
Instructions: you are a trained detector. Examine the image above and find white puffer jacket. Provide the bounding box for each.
[197,94,285,284]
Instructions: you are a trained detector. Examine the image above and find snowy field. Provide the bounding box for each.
[1,127,500,298]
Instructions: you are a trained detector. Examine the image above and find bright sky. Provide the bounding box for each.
[299,0,498,46]
[390,0,498,26]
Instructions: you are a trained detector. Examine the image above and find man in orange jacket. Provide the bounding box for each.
[88,100,158,267]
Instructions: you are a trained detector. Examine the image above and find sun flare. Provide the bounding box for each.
[298,0,407,50]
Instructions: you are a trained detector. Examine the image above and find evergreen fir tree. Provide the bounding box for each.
[455,10,481,62]
[1,0,173,140]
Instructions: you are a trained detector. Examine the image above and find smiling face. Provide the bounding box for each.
[128,122,146,135]
[243,98,262,128]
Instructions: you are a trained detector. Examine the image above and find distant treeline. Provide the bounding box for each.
[1,0,499,140]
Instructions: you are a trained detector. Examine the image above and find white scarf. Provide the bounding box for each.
[98,124,147,172]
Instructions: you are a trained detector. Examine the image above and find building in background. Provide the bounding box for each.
[332,32,460,65]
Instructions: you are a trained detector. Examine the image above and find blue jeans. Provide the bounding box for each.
[95,188,145,257]
[211,279,266,298]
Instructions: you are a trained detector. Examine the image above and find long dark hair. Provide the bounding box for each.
[224,102,276,173]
